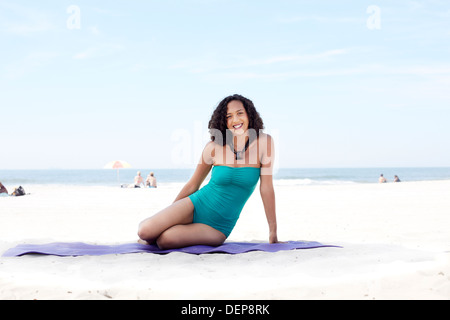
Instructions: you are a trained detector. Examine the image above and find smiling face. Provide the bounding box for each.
[226,100,249,136]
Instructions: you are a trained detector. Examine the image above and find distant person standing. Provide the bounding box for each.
[146,172,157,188]
[379,174,387,183]
[394,175,401,182]
[0,182,8,194]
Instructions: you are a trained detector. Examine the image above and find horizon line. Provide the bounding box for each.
[1,166,450,171]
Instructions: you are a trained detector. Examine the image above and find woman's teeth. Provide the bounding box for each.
[233,124,243,129]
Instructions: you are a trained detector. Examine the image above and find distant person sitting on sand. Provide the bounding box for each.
[379,174,387,183]
[134,171,145,188]
[146,172,157,188]
[394,175,401,182]
[11,186,26,196]
[0,182,8,194]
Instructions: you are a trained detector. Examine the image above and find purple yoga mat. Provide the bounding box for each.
[2,241,340,257]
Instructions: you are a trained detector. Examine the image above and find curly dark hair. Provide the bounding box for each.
[208,94,265,146]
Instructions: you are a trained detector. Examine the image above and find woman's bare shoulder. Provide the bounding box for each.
[199,140,217,165]
[257,132,273,143]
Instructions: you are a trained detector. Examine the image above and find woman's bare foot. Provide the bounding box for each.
[137,239,151,245]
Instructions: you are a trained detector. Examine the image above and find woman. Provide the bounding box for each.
[138,94,279,249]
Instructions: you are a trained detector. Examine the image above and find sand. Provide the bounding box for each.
[0,180,449,300]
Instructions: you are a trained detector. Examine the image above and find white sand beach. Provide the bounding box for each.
[0,180,449,300]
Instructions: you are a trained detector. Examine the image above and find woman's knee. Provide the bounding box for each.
[137,220,157,242]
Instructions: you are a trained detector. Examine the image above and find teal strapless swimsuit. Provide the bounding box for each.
[189,166,261,238]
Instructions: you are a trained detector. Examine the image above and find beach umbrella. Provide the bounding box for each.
[104,160,132,169]
[104,160,132,184]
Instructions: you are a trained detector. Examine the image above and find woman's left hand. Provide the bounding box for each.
[269,232,287,244]
[269,232,279,244]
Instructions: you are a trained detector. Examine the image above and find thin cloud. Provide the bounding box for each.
[72,44,124,60]
[275,14,364,24]
[247,49,349,67]
[0,2,56,35]
[169,49,349,74]
[89,26,101,36]
[4,51,59,79]
[210,63,450,81]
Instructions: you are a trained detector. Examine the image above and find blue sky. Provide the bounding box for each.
[1,0,449,169]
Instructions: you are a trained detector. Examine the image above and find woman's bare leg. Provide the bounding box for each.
[137,197,226,249]
[156,223,227,250]
[137,198,195,244]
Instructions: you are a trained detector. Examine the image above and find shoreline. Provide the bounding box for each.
[2,167,450,188]
[1,177,450,191]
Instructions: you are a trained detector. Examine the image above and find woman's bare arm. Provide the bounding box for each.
[173,142,214,202]
[259,134,279,243]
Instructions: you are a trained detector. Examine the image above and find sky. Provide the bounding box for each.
[1,0,450,169]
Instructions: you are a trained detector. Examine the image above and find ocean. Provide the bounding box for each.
[1,167,450,187]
